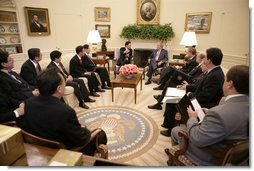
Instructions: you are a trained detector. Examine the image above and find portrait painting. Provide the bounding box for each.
[137,0,160,25]
[185,12,212,33]
[24,7,51,36]
[95,7,111,22]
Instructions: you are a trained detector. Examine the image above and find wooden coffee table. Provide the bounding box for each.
[111,73,142,104]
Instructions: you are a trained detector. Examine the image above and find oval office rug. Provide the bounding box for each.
[78,106,158,161]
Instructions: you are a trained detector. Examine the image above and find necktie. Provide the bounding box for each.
[8,71,22,83]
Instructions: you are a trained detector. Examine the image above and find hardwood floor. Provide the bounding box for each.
[75,72,172,166]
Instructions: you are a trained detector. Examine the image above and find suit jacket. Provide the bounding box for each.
[149,49,168,69]
[117,47,133,66]
[16,95,91,148]
[47,61,69,78]
[188,66,224,108]
[82,54,96,71]
[0,71,34,101]
[69,55,87,78]
[185,95,249,165]
[181,56,198,73]
[20,59,41,87]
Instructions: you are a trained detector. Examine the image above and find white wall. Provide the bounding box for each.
[10,0,249,71]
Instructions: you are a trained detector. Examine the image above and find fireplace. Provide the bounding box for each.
[133,48,154,68]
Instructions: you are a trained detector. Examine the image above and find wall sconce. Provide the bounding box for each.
[86,30,102,54]
[180,31,198,47]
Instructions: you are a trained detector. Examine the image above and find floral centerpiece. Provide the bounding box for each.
[119,64,139,79]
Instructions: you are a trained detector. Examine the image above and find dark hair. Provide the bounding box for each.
[83,44,89,49]
[187,47,197,55]
[226,65,249,95]
[206,47,223,65]
[28,48,41,60]
[125,41,131,46]
[75,45,84,54]
[37,68,63,95]
[0,51,9,69]
[50,50,62,61]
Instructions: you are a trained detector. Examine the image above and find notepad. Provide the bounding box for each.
[162,87,186,103]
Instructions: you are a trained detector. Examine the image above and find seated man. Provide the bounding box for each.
[20,48,42,88]
[82,44,111,89]
[17,68,107,156]
[69,45,104,97]
[117,41,133,66]
[170,65,249,165]
[145,42,168,85]
[0,51,39,102]
[47,50,95,109]
[160,47,225,137]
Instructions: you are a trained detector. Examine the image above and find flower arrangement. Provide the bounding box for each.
[119,64,139,75]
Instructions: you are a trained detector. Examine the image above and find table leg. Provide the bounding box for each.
[140,77,142,90]
[111,87,114,102]
[134,87,136,104]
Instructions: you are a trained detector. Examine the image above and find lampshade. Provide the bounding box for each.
[180,31,198,47]
[87,30,102,44]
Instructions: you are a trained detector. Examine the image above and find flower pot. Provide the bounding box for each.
[124,73,134,79]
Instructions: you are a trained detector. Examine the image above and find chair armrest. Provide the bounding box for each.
[174,130,189,156]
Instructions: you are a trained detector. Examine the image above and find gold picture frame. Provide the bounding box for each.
[137,0,160,25]
[95,24,110,38]
[24,7,51,36]
[185,12,212,33]
[95,7,111,22]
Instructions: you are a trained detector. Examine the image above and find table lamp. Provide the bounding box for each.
[180,31,197,48]
[87,30,102,54]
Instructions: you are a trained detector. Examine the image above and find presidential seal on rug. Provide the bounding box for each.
[78,106,158,161]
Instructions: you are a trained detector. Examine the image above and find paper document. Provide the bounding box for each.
[191,98,205,122]
[162,87,186,103]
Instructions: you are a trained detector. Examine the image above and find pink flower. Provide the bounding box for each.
[119,64,138,75]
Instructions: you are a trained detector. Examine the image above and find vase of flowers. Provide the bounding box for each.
[119,64,139,79]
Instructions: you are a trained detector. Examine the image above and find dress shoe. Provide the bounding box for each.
[102,85,111,90]
[90,92,100,97]
[153,86,163,90]
[164,148,170,156]
[160,130,171,137]
[84,97,96,103]
[96,88,105,92]
[153,95,161,100]
[145,80,151,85]
[161,124,168,129]
[79,102,89,109]
[148,103,162,110]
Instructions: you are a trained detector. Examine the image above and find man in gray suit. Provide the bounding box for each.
[145,42,168,85]
[169,65,249,165]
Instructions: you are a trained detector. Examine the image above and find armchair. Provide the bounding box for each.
[165,130,249,166]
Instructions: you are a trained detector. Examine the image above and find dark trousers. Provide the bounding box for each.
[94,67,111,87]
[80,72,100,92]
[158,66,174,87]
[162,103,178,132]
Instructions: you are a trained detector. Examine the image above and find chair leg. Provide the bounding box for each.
[167,156,174,166]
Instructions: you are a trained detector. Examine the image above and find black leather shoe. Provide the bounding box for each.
[96,88,105,92]
[84,97,96,103]
[153,86,163,90]
[79,102,89,109]
[161,124,168,129]
[160,130,171,137]
[90,92,100,97]
[164,148,170,156]
[145,80,151,85]
[148,103,162,110]
[153,95,161,100]
[102,85,111,90]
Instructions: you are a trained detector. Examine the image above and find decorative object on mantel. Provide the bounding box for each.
[101,38,107,51]
[119,64,139,79]
[120,23,174,42]
[137,0,160,25]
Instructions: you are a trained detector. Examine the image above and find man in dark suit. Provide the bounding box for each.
[145,42,168,85]
[82,44,111,89]
[30,14,47,32]
[20,48,42,88]
[117,41,133,66]
[47,50,96,109]
[16,68,107,155]
[0,81,25,124]
[69,45,104,97]
[160,47,225,137]
[154,47,198,90]
[0,52,40,102]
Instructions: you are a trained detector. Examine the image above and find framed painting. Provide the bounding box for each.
[185,12,212,33]
[24,7,51,36]
[5,46,17,54]
[95,24,110,38]
[137,0,160,25]
[95,7,111,22]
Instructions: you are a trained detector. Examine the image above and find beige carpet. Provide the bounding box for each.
[75,73,172,166]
